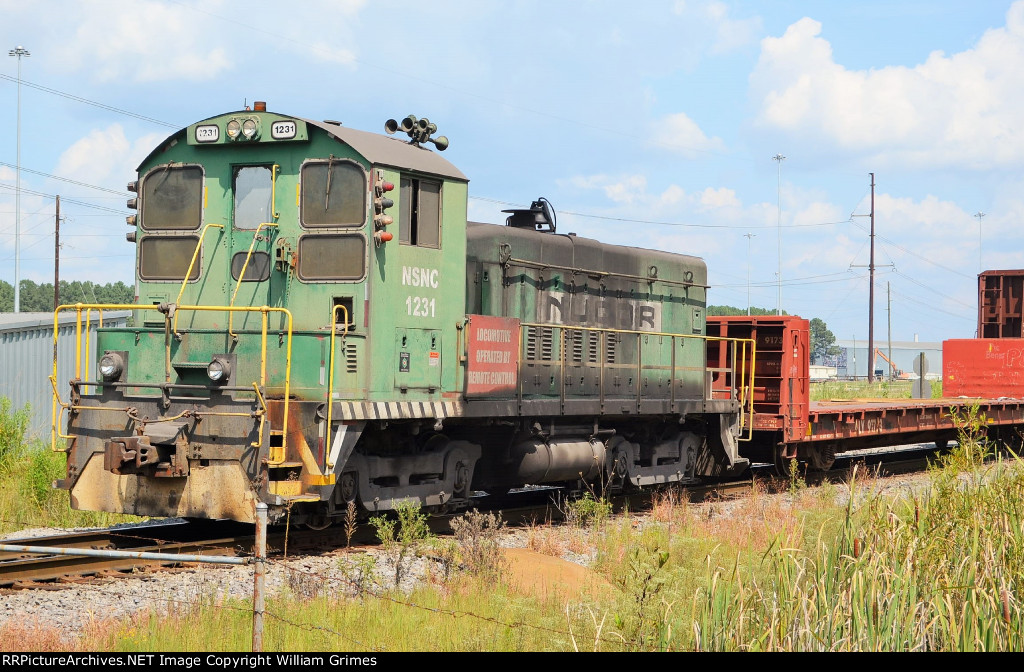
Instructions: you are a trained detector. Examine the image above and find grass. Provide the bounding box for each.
[0,397,142,536]
[811,379,944,401]
[2,398,1022,651]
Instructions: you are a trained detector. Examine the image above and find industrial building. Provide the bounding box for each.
[831,338,943,381]
[0,311,130,440]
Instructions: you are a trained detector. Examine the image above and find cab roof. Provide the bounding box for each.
[138,111,468,182]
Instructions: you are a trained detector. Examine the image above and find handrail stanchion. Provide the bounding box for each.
[326,304,350,470]
[228,222,278,340]
[172,223,224,336]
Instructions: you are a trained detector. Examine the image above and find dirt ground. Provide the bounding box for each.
[501,547,613,601]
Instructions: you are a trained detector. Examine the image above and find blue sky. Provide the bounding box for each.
[1,1,1021,344]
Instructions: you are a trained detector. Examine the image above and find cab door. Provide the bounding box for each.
[229,164,276,329]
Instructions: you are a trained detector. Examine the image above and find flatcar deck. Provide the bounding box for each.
[801,397,1024,452]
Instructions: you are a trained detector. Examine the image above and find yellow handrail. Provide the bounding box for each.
[517,321,757,441]
[228,222,278,340]
[174,223,223,306]
[326,304,351,469]
[271,164,280,220]
[171,223,224,336]
[179,304,293,464]
[51,303,294,460]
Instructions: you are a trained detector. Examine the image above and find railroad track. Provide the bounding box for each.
[0,520,258,587]
[0,445,943,588]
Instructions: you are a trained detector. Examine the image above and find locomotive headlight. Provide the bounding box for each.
[226,119,241,139]
[207,357,231,384]
[98,352,125,381]
[242,119,258,139]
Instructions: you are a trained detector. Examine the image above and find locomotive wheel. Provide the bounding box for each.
[453,460,471,498]
[605,436,634,490]
[339,472,358,503]
[304,513,333,531]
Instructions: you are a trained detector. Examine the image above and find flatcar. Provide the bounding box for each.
[51,104,756,526]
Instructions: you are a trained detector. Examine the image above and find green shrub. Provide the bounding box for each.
[370,500,432,588]
[563,491,613,528]
[26,448,64,506]
[0,397,30,468]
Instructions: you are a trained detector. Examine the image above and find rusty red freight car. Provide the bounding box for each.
[710,315,1024,470]
[707,316,809,444]
[943,338,1024,398]
[978,270,1024,338]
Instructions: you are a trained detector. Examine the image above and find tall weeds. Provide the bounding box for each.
[0,396,140,535]
[681,406,1024,651]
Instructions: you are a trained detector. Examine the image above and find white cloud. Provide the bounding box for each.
[33,0,367,83]
[306,41,358,67]
[672,0,762,54]
[698,187,741,210]
[49,1,231,83]
[649,112,726,157]
[750,2,1024,169]
[704,1,763,54]
[55,125,164,189]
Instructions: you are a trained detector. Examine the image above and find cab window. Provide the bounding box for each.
[399,177,441,247]
[297,234,366,281]
[139,236,201,281]
[233,166,273,229]
[140,165,203,231]
[300,159,366,227]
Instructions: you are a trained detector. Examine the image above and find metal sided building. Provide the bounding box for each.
[0,311,130,440]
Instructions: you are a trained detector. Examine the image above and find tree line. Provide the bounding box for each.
[0,280,134,313]
[2,290,843,364]
[709,304,840,365]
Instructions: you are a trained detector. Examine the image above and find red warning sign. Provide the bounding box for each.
[465,315,520,397]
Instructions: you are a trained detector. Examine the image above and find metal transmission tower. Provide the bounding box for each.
[772,154,785,315]
[9,45,30,312]
[974,211,986,275]
[745,232,755,315]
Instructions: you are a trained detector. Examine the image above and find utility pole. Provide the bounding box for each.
[850,173,893,382]
[868,173,876,382]
[772,153,786,315]
[54,196,60,310]
[744,232,755,316]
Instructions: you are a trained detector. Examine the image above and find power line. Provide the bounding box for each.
[470,196,851,230]
[0,74,178,128]
[0,161,126,195]
[849,219,973,280]
[0,183,124,214]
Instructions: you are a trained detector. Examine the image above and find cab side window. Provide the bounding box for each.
[399,177,441,248]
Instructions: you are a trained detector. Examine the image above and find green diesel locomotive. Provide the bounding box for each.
[52,104,754,525]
